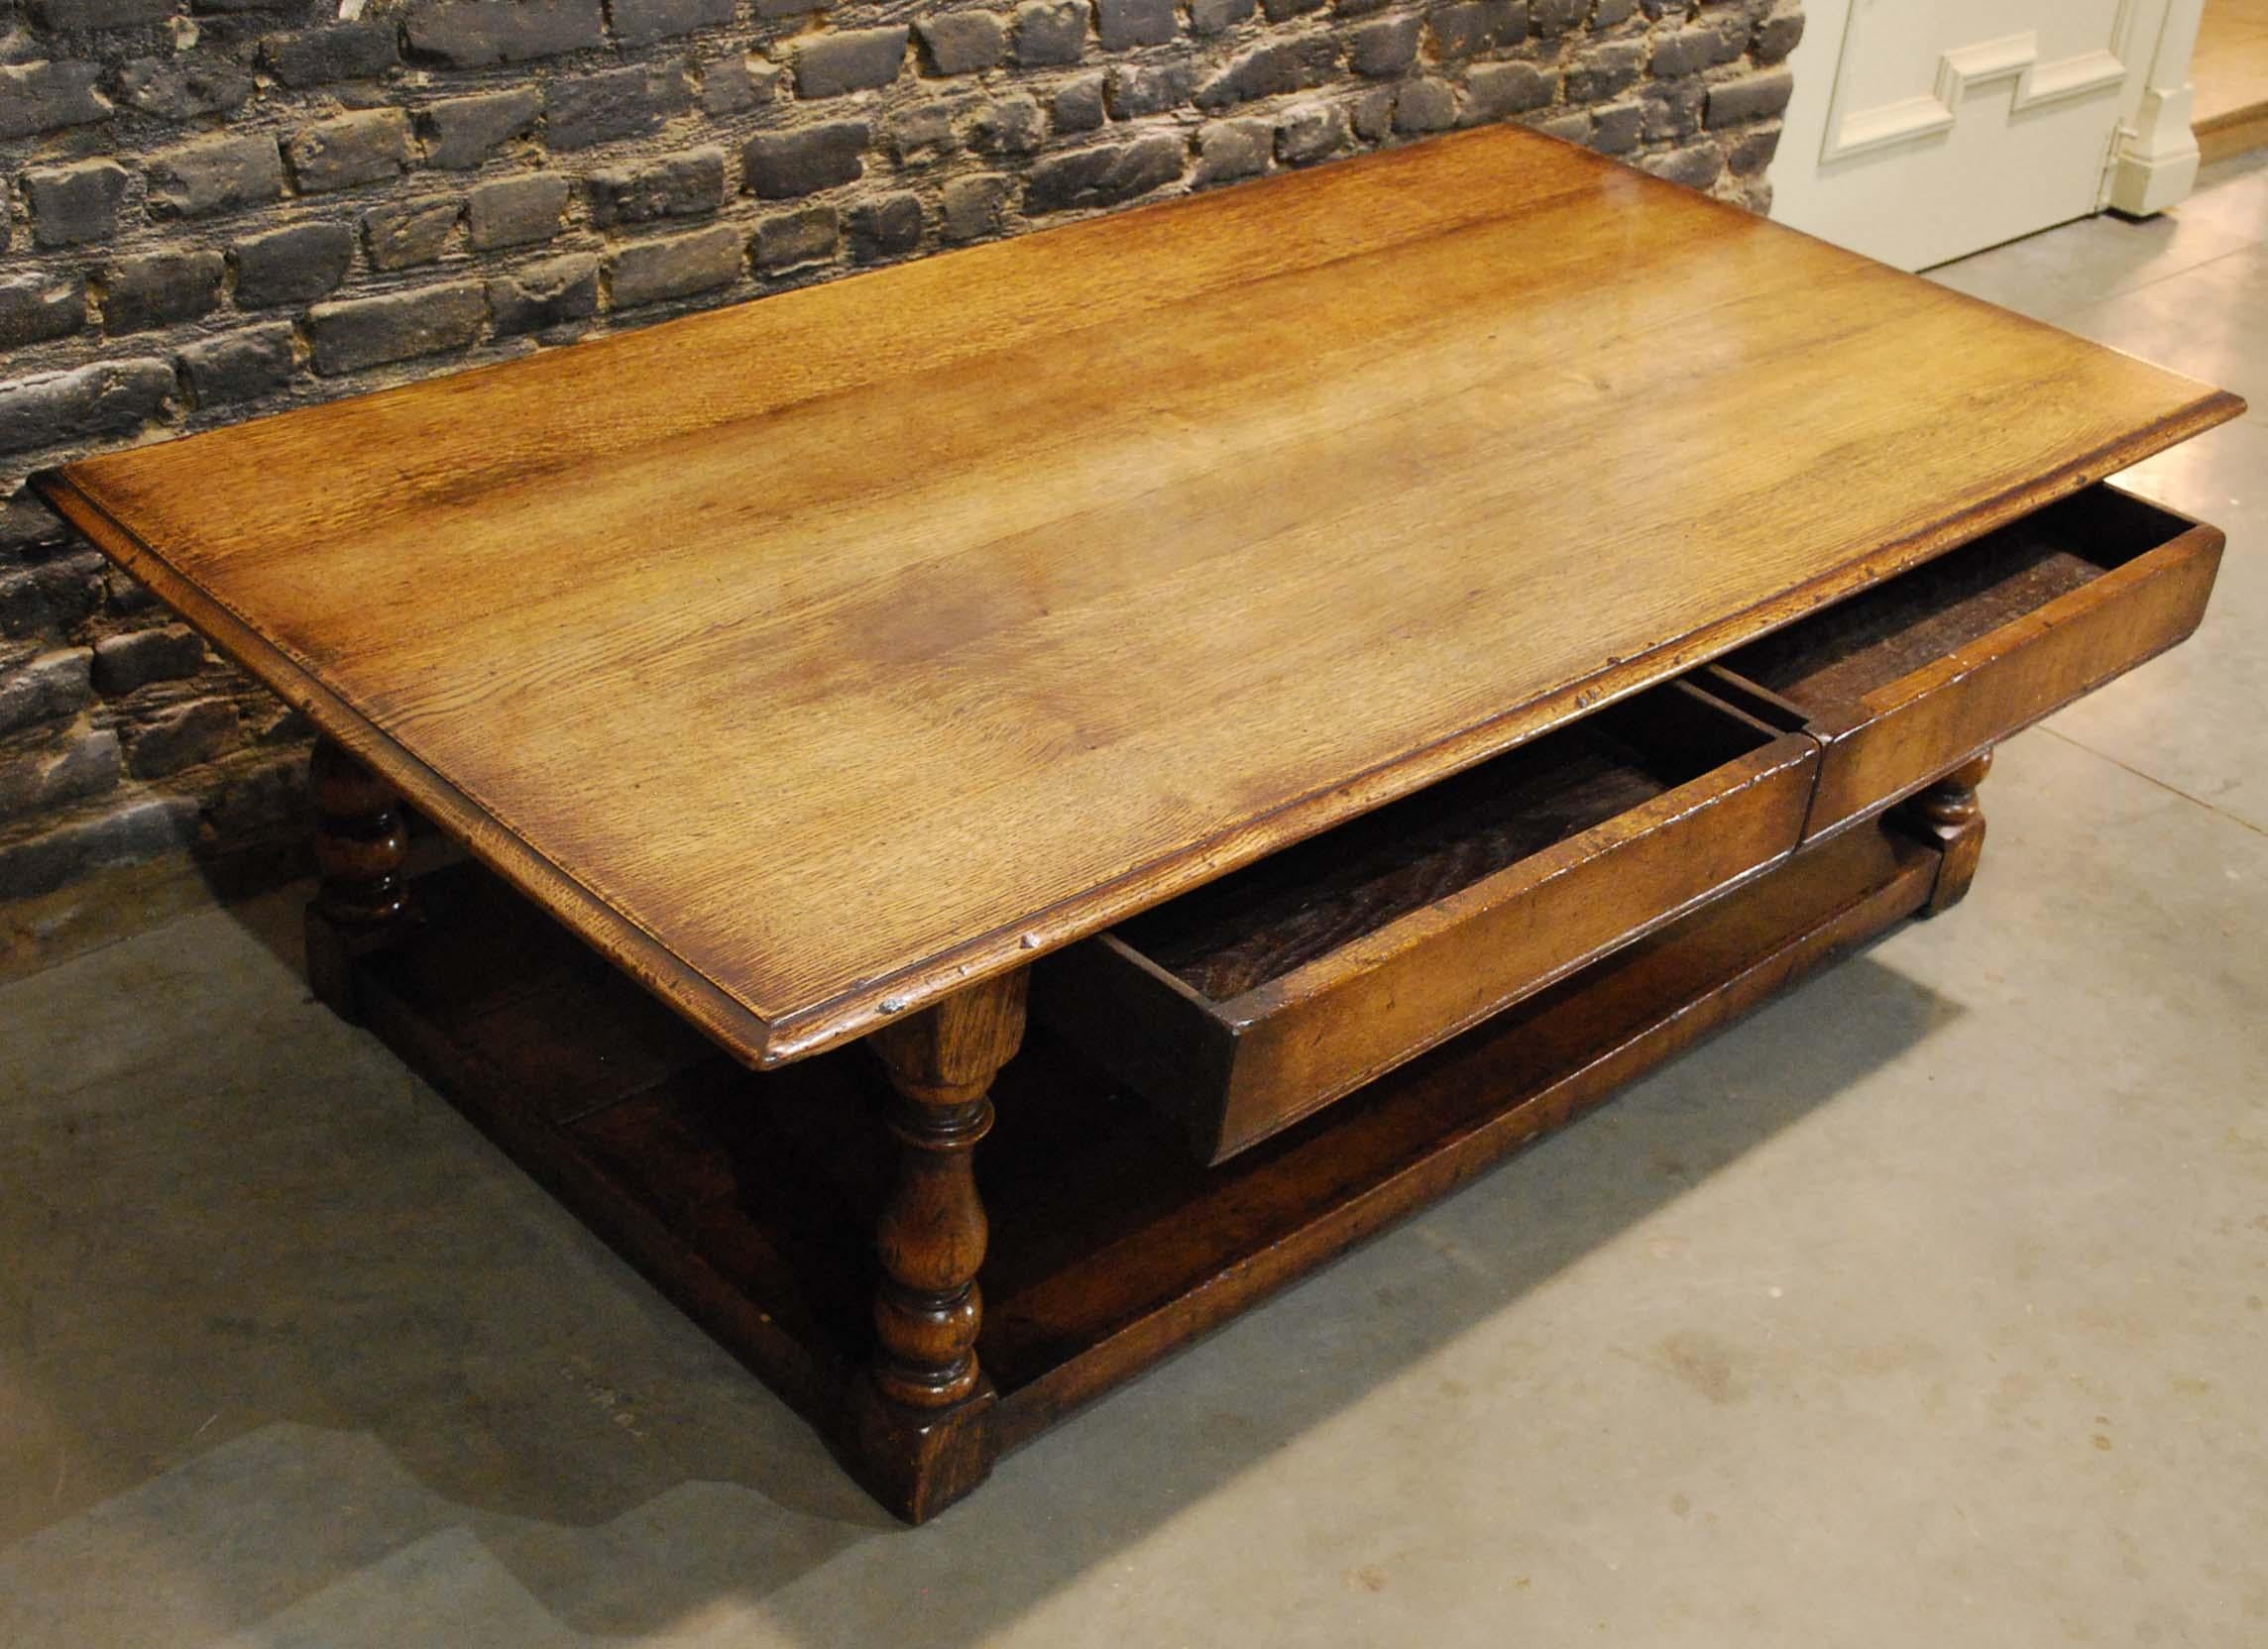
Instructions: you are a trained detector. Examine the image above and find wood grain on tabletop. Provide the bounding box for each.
[41,123,2245,1064]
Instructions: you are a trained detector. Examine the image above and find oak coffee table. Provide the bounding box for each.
[39,126,2243,1521]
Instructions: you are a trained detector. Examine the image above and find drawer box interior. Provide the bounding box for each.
[1711,484,2223,838]
[1116,691,1751,1005]
[1034,682,1816,1162]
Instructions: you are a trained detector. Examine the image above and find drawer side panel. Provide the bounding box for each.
[1806,523,2223,836]
[1208,736,1819,1159]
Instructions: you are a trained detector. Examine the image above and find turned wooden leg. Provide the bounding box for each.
[1903,749,1991,917]
[305,735,411,1020]
[841,969,1026,1523]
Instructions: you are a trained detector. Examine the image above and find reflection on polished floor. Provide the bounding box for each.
[3,156,2265,1647]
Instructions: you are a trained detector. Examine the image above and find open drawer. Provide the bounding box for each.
[1032,682,1816,1163]
[1706,484,2223,841]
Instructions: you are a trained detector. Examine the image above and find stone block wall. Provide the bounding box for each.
[0,0,1801,918]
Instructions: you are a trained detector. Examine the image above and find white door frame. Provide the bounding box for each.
[1772,0,2206,268]
[2109,0,2207,215]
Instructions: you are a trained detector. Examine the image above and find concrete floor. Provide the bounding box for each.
[4,156,2266,1648]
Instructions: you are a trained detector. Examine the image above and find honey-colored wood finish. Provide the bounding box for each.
[1710,485,2223,841]
[346,823,1941,1517]
[1034,683,1817,1162]
[847,970,1025,1520]
[1902,750,1993,917]
[304,736,412,1021]
[37,127,2243,1067]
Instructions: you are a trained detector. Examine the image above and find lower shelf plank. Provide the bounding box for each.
[985,821,1935,1440]
[352,820,1939,1463]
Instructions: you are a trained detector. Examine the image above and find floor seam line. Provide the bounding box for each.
[2058,234,2267,317]
[2039,726,2268,839]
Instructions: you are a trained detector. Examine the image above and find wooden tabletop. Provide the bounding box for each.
[42,125,2242,1066]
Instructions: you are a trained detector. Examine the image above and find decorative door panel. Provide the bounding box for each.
[1773,0,2189,270]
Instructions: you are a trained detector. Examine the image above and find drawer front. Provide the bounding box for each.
[1034,684,1817,1163]
[1717,486,2224,840]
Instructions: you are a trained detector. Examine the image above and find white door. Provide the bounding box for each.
[1773,0,2206,270]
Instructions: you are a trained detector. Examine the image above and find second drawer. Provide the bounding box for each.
[1706,483,2223,840]
[1032,682,1817,1163]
